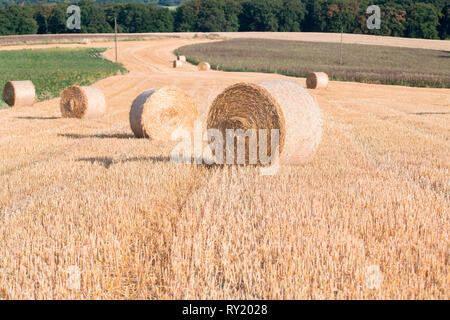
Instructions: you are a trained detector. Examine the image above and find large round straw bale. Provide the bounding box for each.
[177,55,186,62]
[173,60,183,68]
[80,39,91,45]
[60,86,106,119]
[198,62,211,71]
[129,87,198,140]
[306,72,329,89]
[207,80,322,165]
[3,80,36,107]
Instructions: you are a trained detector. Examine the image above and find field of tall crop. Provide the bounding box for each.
[0,37,448,299]
[177,38,450,88]
[0,48,126,109]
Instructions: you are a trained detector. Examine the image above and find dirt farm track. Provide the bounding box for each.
[0,34,449,299]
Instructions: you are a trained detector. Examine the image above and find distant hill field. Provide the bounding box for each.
[177,38,450,88]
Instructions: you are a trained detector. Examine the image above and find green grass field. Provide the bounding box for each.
[177,39,450,88]
[0,48,126,109]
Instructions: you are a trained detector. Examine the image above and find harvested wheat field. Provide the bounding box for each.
[0,35,449,299]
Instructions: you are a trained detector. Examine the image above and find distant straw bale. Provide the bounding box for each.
[198,62,211,71]
[306,72,329,89]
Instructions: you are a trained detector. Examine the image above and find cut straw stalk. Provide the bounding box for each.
[207,80,322,165]
[129,87,198,140]
[2,80,36,107]
[306,72,329,89]
[60,86,106,119]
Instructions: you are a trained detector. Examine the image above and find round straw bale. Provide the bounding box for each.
[129,87,198,140]
[198,62,211,71]
[306,72,329,89]
[3,80,36,107]
[207,80,322,165]
[177,55,186,62]
[60,86,106,119]
[173,60,183,68]
[80,39,91,45]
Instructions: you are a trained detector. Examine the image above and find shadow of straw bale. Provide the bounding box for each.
[76,156,223,170]
[410,112,449,115]
[59,133,134,139]
[77,156,172,169]
[77,157,115,169]
[17,116,59,120]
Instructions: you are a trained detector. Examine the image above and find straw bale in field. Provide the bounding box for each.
[60,86,106,119]
[207,80,322,165]
[129,87,198,140]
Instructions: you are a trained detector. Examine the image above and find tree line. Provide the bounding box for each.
[0,0,184,7]
[0,0,448,39]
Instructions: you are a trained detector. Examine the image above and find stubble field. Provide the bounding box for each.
[0,34,448,299]
[177,38,450,87]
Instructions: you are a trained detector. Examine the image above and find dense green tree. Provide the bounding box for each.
[174,0,241,32]
[0,5,38,35]
[32,4,52,34]
[406,2,441,39]
[173,0,197,31]
[0,8,13,35]
[381,5,407,37]
[438,5,449,39]
[195,0,227,32]
[78,0,113,33]
[277,0,307,32]
[104,3,173,33]
[315,0,360,33]
[0,0,448,40]
[239,0,282,31]
[357,3,407,37]
[303,0,323,32]
[47,4,69,34]
[115,4,148,33]
[150,5,174,32]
